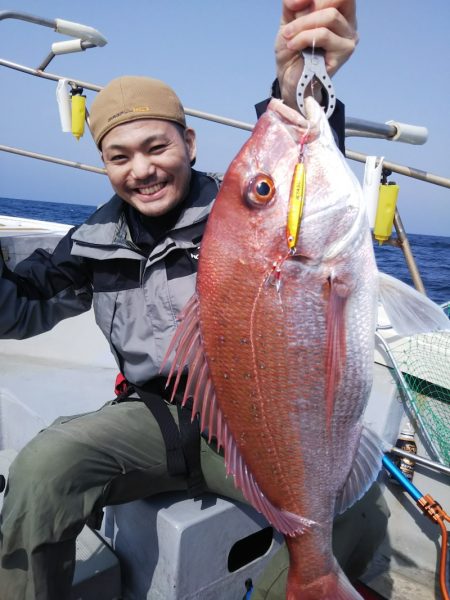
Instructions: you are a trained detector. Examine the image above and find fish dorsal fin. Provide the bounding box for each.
[379,271,450,336]
[335,425,388,516]
[163,294,315,536]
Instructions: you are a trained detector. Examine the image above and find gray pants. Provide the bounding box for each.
[0,399,389,599]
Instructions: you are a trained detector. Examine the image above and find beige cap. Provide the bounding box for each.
[89,76,186,147]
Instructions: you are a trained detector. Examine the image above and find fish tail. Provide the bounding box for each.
[287,561,363,600]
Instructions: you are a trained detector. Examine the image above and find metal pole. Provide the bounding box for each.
[3,58,449,152]
[389,447,450,477]
[0,58,104,91]
[347,149,450,190]
[393,209,426,294]
[346,118,396,140]
[0,11,55,27]
[0,144,106,175]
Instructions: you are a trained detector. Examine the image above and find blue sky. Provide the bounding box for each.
[0,0,449,236]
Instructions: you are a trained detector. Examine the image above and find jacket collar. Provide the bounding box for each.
[71,170,219,249]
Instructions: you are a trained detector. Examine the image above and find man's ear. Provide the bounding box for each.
[184,128,197,164]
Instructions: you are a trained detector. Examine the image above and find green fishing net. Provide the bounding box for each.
[391,308,450,466]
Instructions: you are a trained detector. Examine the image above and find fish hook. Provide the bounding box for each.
[265,250,296,293]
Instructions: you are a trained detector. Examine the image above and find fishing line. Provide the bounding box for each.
[310,20,318,99]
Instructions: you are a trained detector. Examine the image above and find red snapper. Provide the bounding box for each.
[165,97,384,599]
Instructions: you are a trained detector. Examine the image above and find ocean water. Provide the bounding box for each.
[1,196,449,305]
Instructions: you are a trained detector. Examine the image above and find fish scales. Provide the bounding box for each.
[166,97,379,599]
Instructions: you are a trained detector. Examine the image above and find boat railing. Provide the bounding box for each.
[1,10,449,296]
[0,11,107,70]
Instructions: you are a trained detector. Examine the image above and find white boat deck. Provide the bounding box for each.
[0,214,72,235]
[0,309,116,440]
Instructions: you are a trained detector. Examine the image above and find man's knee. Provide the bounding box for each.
[7,428,83,497]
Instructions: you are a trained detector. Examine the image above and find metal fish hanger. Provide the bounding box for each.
[297,47,336,119]
[285,45,336,258]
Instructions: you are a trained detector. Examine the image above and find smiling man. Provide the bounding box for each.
[0,3,375,599]
[93,77,197,218]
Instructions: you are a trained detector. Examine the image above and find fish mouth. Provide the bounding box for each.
[268,98,321,144]
[288,252,316,265]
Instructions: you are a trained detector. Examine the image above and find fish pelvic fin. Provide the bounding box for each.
[226,426,316,536]
[378,271,450,335]
[162,294,315,536]
[335,425,388,516]
[325,280,349,431]
[287,559,363,600]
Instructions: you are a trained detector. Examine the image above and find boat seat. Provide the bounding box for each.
[104,492,283,600]
[1,446,283,600]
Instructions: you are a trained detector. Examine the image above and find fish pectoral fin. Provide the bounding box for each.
[378,271,450,335]
[325,279,350,428]
[335,425,388,515]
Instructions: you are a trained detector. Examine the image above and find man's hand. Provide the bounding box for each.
[276,0,358,109]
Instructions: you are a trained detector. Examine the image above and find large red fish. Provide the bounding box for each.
[165,97,384,599]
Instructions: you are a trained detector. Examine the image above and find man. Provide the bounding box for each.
[0,2,383,599]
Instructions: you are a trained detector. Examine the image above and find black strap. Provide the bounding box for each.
[135,386,187,478]
[133,380,207,498]
[177,402,206,498]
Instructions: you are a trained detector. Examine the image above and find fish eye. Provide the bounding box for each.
[246,173,276,207]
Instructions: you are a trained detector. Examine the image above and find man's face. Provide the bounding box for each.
[101,119,196,217]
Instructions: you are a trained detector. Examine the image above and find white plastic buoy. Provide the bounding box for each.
[56,79,72,133]
[362,156,384,229]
